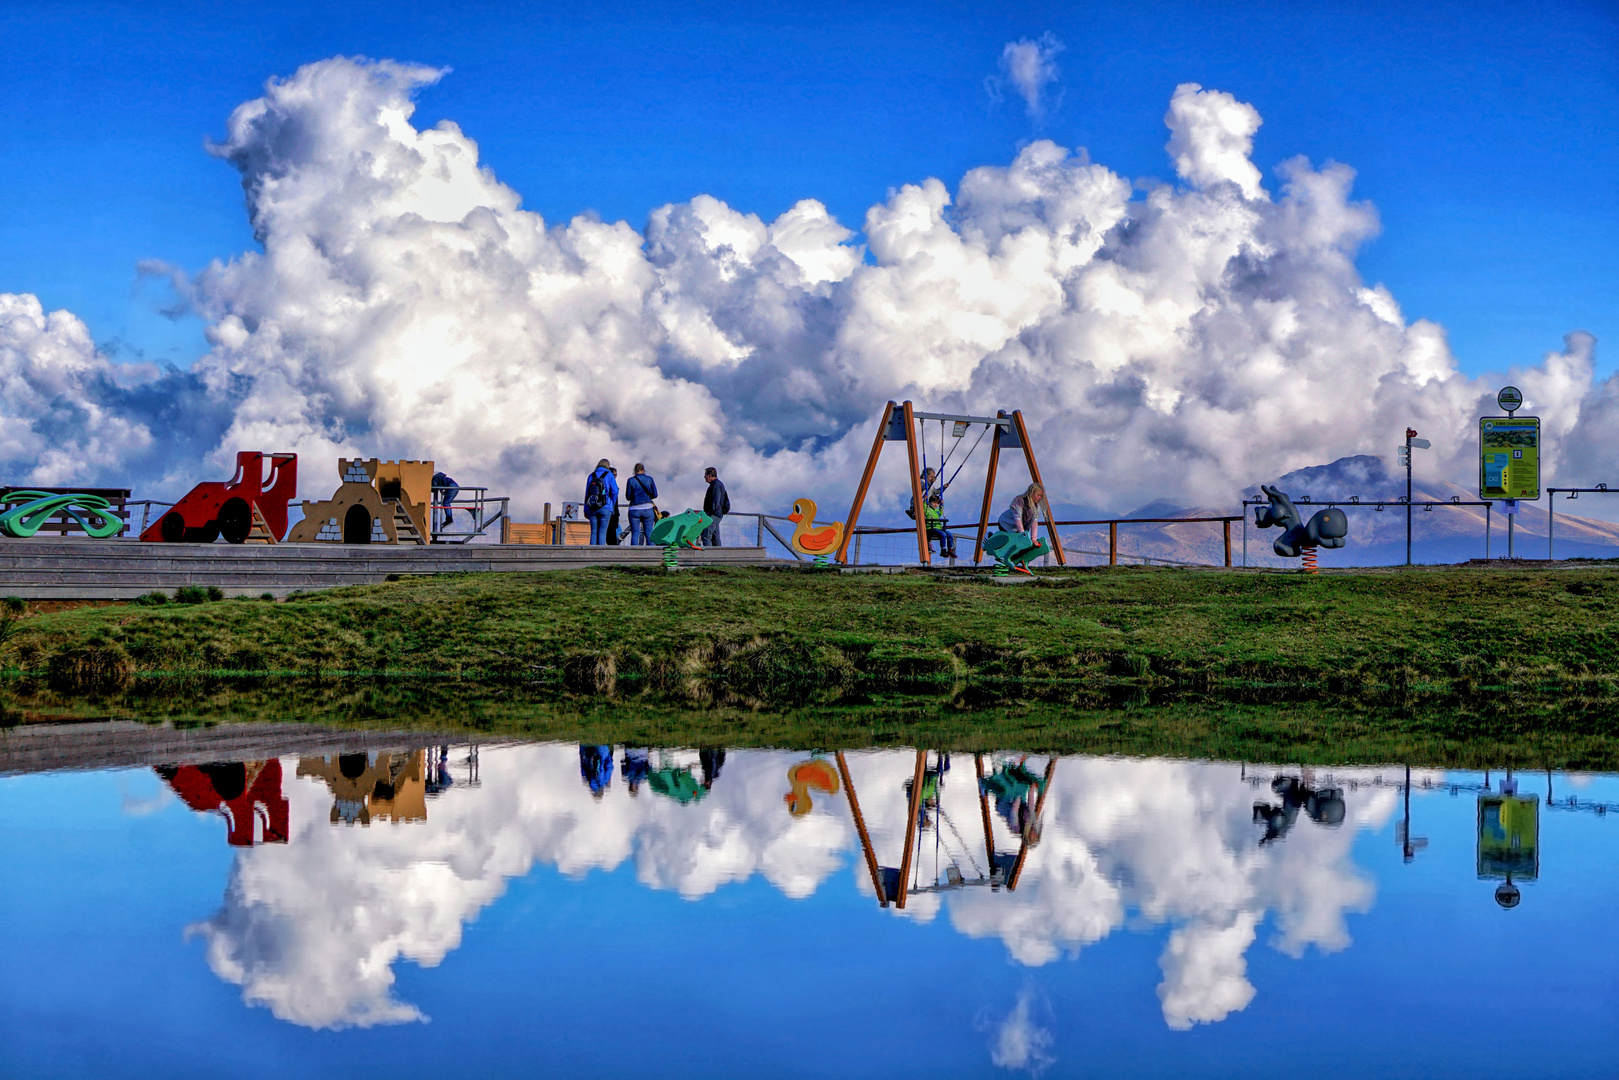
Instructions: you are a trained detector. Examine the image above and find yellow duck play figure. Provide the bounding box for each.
[787,498,845,561]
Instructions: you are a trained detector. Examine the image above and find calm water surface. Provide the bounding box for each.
[2,740,1615,1078]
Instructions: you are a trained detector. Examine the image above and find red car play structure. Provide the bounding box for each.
[140,451,297,543]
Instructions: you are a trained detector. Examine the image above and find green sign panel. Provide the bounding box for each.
[1479,416,1540,500]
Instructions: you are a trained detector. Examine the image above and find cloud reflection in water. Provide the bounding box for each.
[186,747,1419,1031]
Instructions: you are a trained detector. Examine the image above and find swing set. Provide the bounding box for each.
[836,400,1068,567]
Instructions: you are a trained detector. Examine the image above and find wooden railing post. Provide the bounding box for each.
[1223,519,1232,567]
[1109,521,1117,566]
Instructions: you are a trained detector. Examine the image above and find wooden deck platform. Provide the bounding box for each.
[0,538,787,599]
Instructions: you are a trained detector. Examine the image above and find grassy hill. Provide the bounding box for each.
[5,561,1616,695]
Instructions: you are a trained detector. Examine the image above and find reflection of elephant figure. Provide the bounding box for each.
[1254,485,1348,558]
[1253,775,1346,845]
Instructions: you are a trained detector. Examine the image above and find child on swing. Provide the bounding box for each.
[925,493,956,559]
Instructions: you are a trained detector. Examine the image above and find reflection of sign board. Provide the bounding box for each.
[1477,794,1538,880]
[1479,417,1540,500]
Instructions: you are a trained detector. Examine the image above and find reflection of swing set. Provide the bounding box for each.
[834,751,1056,908]
[837,400,1068,567]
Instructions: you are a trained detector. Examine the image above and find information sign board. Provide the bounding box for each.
[1479,416,1540,500]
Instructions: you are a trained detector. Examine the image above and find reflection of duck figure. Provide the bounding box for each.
[787,498,845,559]
[784,758,841,816]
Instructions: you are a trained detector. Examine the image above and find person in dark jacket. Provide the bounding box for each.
[624,463,658,545]
[701,467,729,547]
[432,471,459,529]
[606,467,622,546]
[584,459,618,545]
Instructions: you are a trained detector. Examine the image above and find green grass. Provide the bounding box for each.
[9,563,1619,690]
[3,563,1617,764]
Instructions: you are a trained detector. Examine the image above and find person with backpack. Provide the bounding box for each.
[701,467,729,547]
[584,459,618,545]
[624,463,659,545]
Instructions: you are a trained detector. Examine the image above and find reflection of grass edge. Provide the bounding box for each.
[9,677,1619,771]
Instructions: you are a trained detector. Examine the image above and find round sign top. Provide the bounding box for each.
[1497,386,1524,411]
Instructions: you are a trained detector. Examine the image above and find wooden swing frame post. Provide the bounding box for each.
[1006,757,1059,891]
[902,401,931,564]
[974,753,996,877]
[895,748,928,909]
[837,400,896,565]
[972,412,1007,564]
[836,751,889,906]
[1013,410,1067,566]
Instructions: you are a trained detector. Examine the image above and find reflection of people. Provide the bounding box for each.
[982,758,1044,845]
[699,748,726,790]
[425,745,454,795]
[621,747,650,796]
[1252,775,1345,845]
[579,744,614,798]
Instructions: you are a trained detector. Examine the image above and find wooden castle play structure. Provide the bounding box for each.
[285,458,433,545]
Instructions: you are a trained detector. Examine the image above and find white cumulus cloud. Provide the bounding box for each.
[993,34,1065,118]
[2,57,1612,521]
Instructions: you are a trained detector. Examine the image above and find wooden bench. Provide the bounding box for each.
[501,519,591,545]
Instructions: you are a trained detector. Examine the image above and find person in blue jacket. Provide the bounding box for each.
[584,459,618,545]
[623,463,658,545]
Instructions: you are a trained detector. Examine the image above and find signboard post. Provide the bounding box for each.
[1479,410,1540,559]
[1397,429,1430,566]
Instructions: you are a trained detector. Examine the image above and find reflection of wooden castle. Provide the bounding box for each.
[285,459,432,545]
[297,750,427,825]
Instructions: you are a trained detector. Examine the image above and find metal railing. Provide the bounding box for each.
[430,486,508,544]
[1548,485,1615,560]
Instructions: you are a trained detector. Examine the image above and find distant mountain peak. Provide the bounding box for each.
[1247,454,1401,500]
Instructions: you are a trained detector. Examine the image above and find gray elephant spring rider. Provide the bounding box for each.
[1254,485,1348,572]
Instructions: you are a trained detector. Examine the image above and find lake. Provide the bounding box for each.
[2,733,1615,1078]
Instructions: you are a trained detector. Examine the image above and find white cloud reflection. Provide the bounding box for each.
[188,747,1425,1031]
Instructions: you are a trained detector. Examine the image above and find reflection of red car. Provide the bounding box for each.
[158,759,289,846]
[140,451,296,543]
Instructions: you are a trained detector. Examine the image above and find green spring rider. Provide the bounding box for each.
[983,529,1049,576]
[649,509,712,568]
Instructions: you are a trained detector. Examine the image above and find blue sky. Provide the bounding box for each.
[2,0,1615,378]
